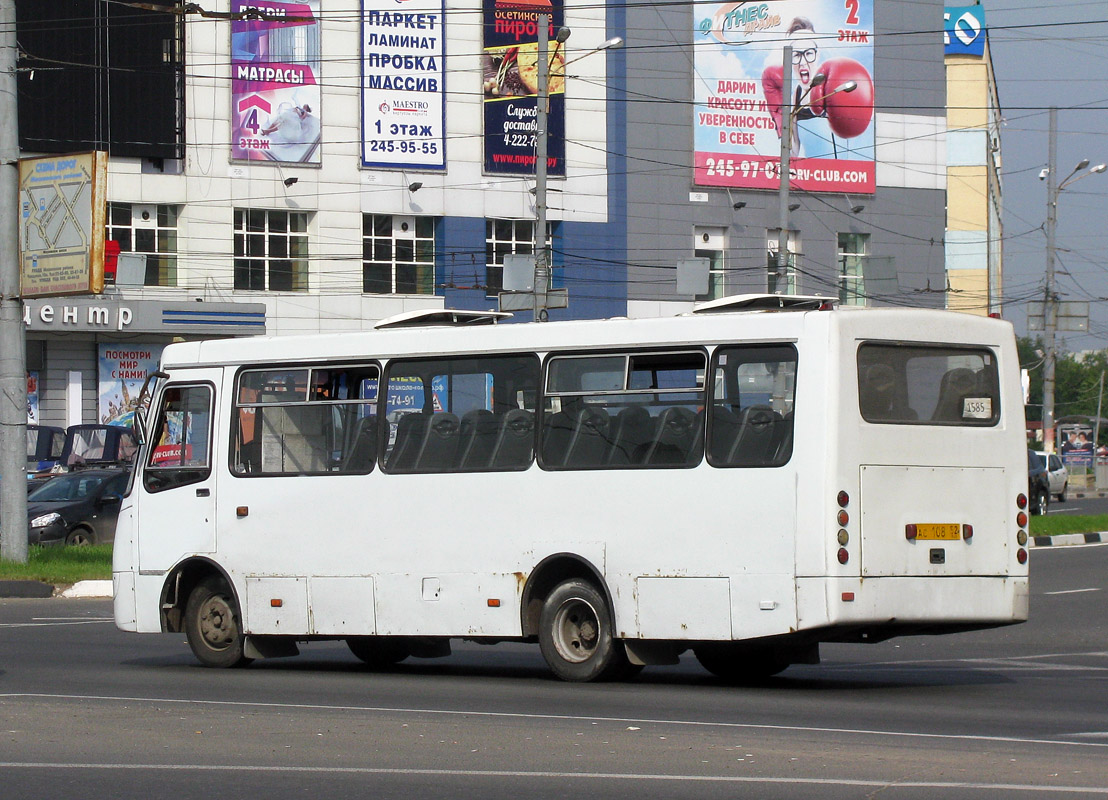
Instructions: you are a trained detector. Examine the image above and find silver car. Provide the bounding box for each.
[1037,451,1068,502]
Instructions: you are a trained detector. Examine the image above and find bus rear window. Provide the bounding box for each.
[857,344,999,426]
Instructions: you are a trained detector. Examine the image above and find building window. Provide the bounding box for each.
[106,203,178,287]
[485,219,553,297]
[362,215,435,294]
[838,232,869,306]
[234,209,309,291]
[694,227,726,301]
[766,230,798,295]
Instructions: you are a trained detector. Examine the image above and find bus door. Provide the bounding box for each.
[138,376,220,573]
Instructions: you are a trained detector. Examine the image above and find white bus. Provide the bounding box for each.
[113,296,1030,682]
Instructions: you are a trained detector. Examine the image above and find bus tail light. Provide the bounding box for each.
[837,548,850,565]
[1016,494,1027,510]
[837,509,849,526]
[905,524,917,540]
[1016,511,1027,528]
[837,491,849,508]
[962,524,973,541]
[1017,548,1028,565]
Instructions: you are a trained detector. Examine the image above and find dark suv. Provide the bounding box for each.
[1027,449,1050,516]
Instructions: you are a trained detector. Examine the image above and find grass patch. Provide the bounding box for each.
[1029,514,1108,537]
[0,545,112,584]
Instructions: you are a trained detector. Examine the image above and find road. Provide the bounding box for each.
[2,545,1106,799]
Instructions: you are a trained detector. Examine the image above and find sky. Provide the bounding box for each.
[986,0,1108,353]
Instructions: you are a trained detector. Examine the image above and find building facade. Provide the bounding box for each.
[944,3,1003,316]
[17,0,956,428]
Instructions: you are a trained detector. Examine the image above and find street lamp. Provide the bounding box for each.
[773,44,856,294]
[532,20,622,321]
[1041,105,1106,453]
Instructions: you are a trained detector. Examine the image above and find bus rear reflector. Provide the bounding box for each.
[237,506,249,518]
[1017,548,1028,565]
[837,510,849,526]
[487,599,501,607]
[837,548,849,565]
[841,592,855,602]
[1016,511,1028,528]
[270,599,283,607]
[963,524,973,541]
[905,524,917,540]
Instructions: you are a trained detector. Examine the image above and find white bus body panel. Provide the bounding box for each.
[116,307,1027,646]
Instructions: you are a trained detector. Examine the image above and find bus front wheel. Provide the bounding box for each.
[538,579,628,682]
[184,576,252,668]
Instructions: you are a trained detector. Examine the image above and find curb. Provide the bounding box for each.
[0,579,112,599]
[1032,532,1108,547]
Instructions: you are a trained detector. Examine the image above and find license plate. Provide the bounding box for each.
[915,523,961,540]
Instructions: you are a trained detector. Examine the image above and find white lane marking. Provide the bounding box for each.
[0,763,1104,794]
[2,693,1107,751]
[1044,588,1101,595]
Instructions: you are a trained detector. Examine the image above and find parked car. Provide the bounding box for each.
[1027,450,1050,516]
[27,468,130,546]
[1037,450,1068,502]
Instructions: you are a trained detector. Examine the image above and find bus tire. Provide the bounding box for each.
[184,576,252,668]
[693,644,789,683]
[347,636,410,668]
[538,579,628,682]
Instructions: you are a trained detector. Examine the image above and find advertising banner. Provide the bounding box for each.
[231,1,322,164]
[482,0,565,176]
[362,0,447,169]
[98,344,164,427]
[28,372,39,424]
[693,1,875,194]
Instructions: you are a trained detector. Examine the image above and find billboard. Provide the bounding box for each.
[19,151,108,297]
[231,1,322,164]
[362,0,447,169]
[693,1,875,194]
[482,0,566,176]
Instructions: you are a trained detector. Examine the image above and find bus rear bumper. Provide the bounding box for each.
[796,576,1029,636]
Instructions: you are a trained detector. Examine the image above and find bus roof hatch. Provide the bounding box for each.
[374,309,514,329]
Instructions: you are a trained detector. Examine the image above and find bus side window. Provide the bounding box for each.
[145,385,213,493]
[707,345,797,468]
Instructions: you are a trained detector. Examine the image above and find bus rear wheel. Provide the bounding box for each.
[693,644,789,683]
[538,579,628,682]
[347,636,410,668]
[184,576,252,668]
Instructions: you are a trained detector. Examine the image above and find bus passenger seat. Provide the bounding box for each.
[342,415,378,473]
[416,412,461,472]
[708,405,742,464]
[563,407,613,468]
[932,367,977,422]
[608,406,655,465]
[728,405,778,466]
[641,406,698,466]
[386,412,428,471]
[490,408,535,468]
[458,409,498,469]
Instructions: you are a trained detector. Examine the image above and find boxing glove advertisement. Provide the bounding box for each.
[694,0,875,193]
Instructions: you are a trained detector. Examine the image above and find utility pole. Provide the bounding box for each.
[533,14,552,322]
[774,45,793,295]
[0,0,28,562]
[1043,106,1059,455]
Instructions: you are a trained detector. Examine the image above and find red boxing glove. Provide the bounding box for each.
[810,58,873,139]
[761,64,785,136]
